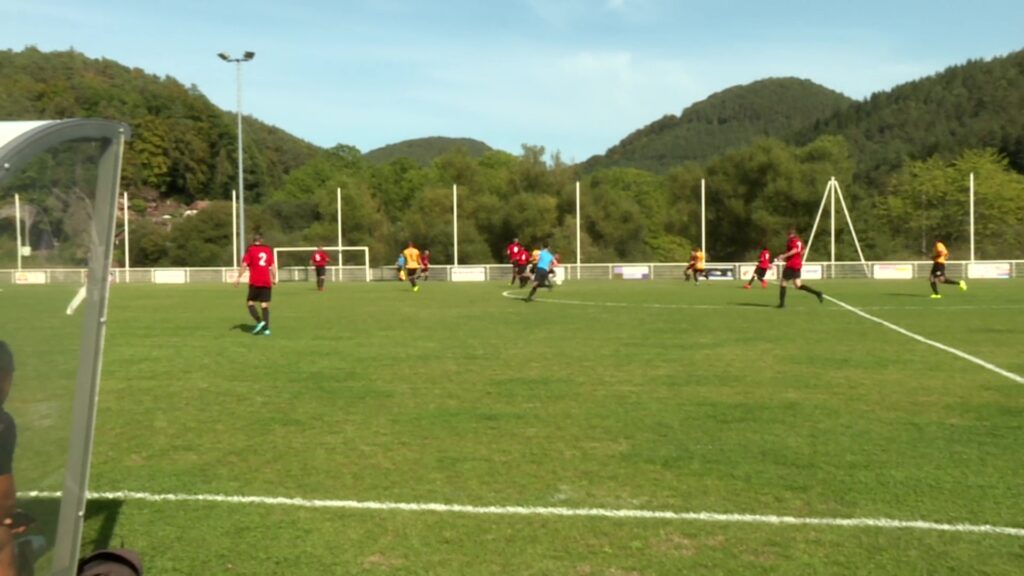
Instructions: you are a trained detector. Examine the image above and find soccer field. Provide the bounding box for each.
[5,278,1024,574]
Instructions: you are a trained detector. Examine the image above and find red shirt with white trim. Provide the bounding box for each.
[784,236,804,270]
[506,242,524,263]
[311,250,330,268]
[243,245,275,287]
[757,249,771,270]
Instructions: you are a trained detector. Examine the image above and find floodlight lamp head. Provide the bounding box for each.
[243,51,255,60]
[217,52,232,61]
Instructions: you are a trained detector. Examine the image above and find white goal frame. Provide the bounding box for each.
[273,245,371,282]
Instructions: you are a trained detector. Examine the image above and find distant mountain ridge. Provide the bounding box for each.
[584,77,853,173]
[364,136,493,166]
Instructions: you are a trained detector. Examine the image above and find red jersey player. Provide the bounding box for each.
[234,234,277,334]
[515,246,531,288]
[775,227,823,308]
[506,237,524,286]
[310,245,330,291]
[420,249,431,281]
[745,244,772,289]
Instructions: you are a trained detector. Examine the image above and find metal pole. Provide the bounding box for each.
[969,172,975,261]
[700,178,706,257]
[14,193,21,271]
[344,186,348,280]
[575,180,581,277]
[235,60,246,260]
[830,177,836,266]
[123,191,130,283]
[231,189,238,268]
[453,184,459,266]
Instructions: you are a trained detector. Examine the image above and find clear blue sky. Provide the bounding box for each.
[2,0,1022,162]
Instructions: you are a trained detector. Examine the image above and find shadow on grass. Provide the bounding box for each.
[883,293,928,298]
[14,497,124,572]
[230,323,258,333]
[732,302,776,308]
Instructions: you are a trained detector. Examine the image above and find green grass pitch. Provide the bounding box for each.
[3,278,1023,574]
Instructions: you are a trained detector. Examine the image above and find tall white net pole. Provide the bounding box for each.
[575,180,581,276]
[453,183,459,266]
[14,193,21,271]
[802,179,832,262]
[969,172,975,261]
[337,187,344,281]
[700,178,706,257]
[123,191,130,283]
[834,180,870,277]
[831,177,836,267]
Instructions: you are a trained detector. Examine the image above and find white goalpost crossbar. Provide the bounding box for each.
[273,246,371,282]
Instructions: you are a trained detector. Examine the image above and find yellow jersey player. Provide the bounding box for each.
[929,240,967,298]
[402,242,422,292]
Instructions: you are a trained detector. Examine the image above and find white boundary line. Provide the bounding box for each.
[502,290,1024,312]
[825,295,1024,384]
[21,490,1024,538]
[501,290,732,310]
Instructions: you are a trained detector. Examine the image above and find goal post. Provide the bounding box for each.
[273,246,371,282]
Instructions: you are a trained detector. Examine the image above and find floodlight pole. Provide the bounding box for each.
[14,193,21,271]
[231,189,238,268]
[218,51,254,260]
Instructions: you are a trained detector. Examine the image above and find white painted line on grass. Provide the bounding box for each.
[502,290,1024,313]
[825,295,1024,384]
[501,290,731,310]
[22,489,1024,538]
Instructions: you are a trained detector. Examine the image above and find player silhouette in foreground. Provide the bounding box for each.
[525,243,556,302]
[929,239,967,298]
[775,228,823,308]
[234,234,277,335]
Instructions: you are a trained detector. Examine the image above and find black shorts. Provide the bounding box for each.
[754,267,768,280]
[516,263,528,275]
[782,267,801,281]
[315,266,326,278]
[534,268,550,285]
[404,267,419,278]
[930,263,946,277]
[247,286,272,302]
[529,264,537,274]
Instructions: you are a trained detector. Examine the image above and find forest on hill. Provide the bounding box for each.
[1,47,1023,268]
[364,137,492,166]
[583,77,853,174]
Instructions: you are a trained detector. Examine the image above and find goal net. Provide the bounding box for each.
[273,246,370,282]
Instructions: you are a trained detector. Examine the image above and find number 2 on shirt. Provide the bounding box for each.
[258,252,268,266]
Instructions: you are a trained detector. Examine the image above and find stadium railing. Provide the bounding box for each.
[1,261,1020,284]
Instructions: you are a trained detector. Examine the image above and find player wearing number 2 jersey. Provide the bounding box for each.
[234,234,277,335]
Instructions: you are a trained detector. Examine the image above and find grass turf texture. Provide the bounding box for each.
[3,279,1023,574]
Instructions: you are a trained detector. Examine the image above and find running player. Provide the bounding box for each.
[310,245,330,291]
[525,243,556,302]
[396,253,406,281]
[233,234,277,335]
[402,242,422,292]
[929,239,967,298]
[420,249,431,281]
[775,227,823,308]
[515,247,531,288]
[685,248,708,284]
[745,244,772,289]
[506,237,524,286]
